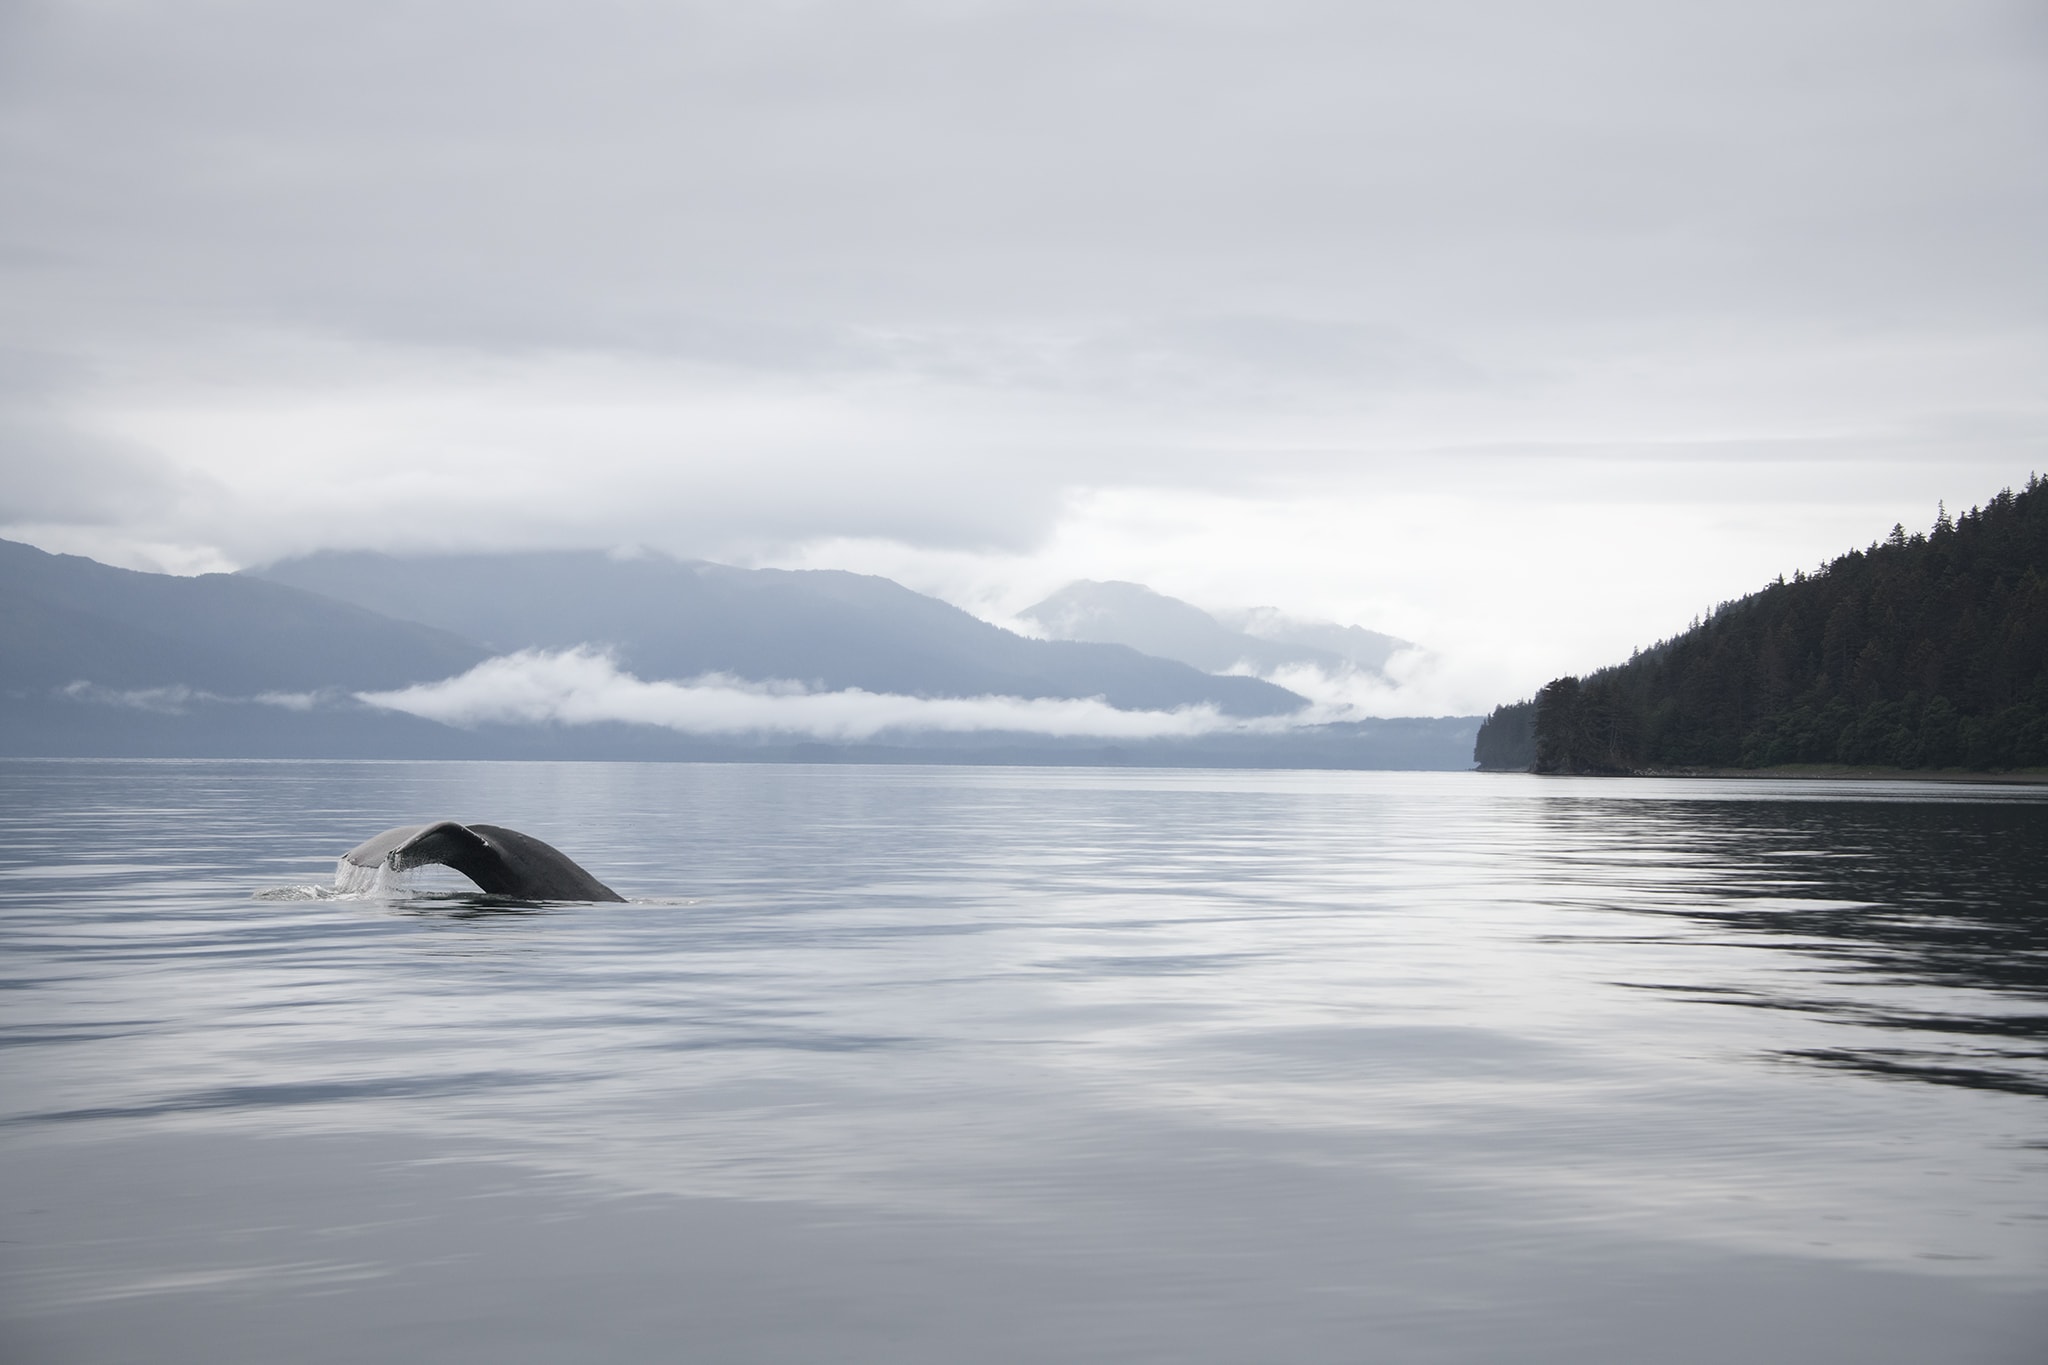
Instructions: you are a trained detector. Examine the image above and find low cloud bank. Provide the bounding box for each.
[1229,647,1468,722]
[357,649,1238,741]
[58,681,328,713]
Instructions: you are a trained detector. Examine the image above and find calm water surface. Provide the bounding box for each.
[1,760,2044,1363]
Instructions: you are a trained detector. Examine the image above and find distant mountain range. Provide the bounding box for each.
[0,537,486,693]
[253,551,1304,718]
[1019,580,1409,679]
[0,540,1480,768]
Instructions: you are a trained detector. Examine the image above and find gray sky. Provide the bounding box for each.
[3,0,2044,711]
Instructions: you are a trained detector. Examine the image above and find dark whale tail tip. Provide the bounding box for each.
[341,821,625,902]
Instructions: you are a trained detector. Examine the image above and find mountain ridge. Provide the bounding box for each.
[1019,579,1408,679]
[251,550,1308,717]
[0,537,1488,766]
[0,537,489,694]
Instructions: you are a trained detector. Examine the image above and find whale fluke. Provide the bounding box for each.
[342,821,625,902]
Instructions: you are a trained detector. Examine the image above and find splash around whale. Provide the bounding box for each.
[340,821,625,902]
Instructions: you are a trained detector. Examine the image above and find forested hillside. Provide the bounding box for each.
[1527,476,2048,773]
[1472,699,1536,770]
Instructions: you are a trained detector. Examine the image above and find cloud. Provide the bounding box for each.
[357,649,1239,740]
[54,651,1472,734]
[58,681,202,714]
[1219,650,1468,723]
[2,0,2042,701]
[56,682,336,713]
[253,690,322,712]
[0,411,197,526]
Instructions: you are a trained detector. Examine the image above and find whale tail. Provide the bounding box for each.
[342,821,625,902]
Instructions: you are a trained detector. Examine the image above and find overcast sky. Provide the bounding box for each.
[3,0,2044,712]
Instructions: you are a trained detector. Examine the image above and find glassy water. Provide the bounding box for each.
[1,759,2043,1364]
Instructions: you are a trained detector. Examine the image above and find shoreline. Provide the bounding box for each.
[1605,765,2048,785]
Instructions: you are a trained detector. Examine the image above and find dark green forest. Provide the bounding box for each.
[1472,699,1536,770]
[1476,475,2048,774]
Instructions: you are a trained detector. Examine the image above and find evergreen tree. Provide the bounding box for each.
[1522,475,2048,773]
[1473,698,1537,770]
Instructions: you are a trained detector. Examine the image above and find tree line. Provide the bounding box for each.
[1474,474,2048,773]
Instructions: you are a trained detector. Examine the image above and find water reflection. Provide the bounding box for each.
[1543,791,2048,1098]
[391,893,561,920]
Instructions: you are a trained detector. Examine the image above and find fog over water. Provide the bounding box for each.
[1,760,2043,1363]
[357,648,1241,739]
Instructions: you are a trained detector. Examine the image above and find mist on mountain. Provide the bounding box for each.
[1220,608,1411,675]
[252,550,1306,719]
[1019,580,1412,681]
[1,538,1488,766]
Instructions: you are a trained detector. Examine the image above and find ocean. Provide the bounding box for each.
[1,759,2043,1363]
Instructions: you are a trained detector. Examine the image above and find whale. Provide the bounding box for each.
[342,821,625,902]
